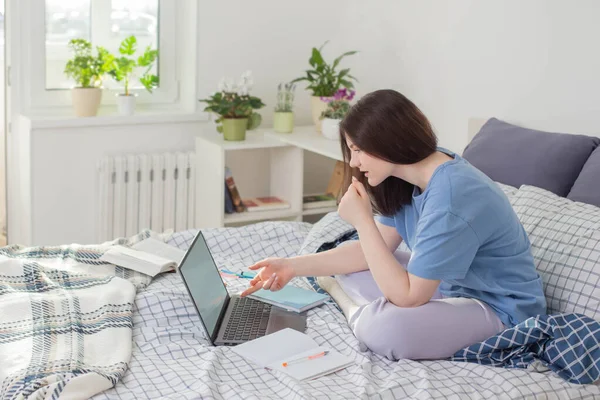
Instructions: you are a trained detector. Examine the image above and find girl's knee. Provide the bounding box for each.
[353,301,420,360]
[337,271,383,305]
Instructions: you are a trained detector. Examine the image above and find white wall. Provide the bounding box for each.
[197,0,600,152]
[196,0,355,193]
[10,116,205,246]
[10,0,600,245]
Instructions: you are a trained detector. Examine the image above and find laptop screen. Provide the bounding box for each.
[179,232,228,339]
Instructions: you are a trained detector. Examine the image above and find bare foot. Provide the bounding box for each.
[317,276,359,321]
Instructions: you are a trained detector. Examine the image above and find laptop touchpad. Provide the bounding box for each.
[266,307,307,334]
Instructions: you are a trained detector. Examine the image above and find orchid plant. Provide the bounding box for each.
[198,71,265,132]
[320,88,355,119]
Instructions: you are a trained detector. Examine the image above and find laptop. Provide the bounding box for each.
[178,231,307,346]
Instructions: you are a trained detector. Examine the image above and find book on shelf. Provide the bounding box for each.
[225,166,246,212]
[302,193,337,210]
[242,196,290,212]
[224,180,235,214]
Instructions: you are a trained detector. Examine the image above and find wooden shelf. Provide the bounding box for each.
[224,209,300,224]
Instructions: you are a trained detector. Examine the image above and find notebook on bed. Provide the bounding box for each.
[232,328,354,381]
[246,285,329,313]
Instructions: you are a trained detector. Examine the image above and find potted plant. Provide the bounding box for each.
[64,39,113,117]
[198,71,265,141]
[108,35,159,115]
[291,41,357,132]
[320,89,354,140]
[273,82,296,133]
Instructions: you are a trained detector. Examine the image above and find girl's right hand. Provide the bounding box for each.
[240,257,296,297]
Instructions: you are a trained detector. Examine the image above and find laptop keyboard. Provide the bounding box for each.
[223,297,271,341]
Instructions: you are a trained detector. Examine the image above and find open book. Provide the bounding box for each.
[99,237,186,277]
[231,328,354,381]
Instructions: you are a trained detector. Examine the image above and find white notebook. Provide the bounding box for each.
[231,328,354,381]
[99,238,186,277]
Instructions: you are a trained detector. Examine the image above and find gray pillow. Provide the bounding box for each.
[568,146,600,207]
[463,118,600,197]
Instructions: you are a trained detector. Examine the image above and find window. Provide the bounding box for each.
[0,3,5,47]
[18,0,180,114]
[45,0,159,90]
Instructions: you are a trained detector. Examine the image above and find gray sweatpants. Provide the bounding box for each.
[336,250,505,361]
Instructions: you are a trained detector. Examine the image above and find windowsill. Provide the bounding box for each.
[20,110,210,129]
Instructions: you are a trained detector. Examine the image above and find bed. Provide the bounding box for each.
[95,218,600,399]
[3,117,600,399]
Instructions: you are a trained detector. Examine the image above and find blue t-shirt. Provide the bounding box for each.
[376,148,546,327]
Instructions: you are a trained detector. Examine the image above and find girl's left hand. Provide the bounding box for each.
[338,177,373,229]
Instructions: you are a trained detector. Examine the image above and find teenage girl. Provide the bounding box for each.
[241,89,546,360]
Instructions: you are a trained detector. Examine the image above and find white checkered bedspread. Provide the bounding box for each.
[90,216,600,400]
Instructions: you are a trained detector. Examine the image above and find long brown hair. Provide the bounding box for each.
[339,89,438,216]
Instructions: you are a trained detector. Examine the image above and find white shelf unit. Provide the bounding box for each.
[195,129,303,227]
[195,126,343,228]
[265,126,344,162]
[301,206,338,216]
[225,209,301,224]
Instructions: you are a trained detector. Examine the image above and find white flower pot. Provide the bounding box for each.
[116,94,137,116]
[71,87,102,117]
[321,118,342,140]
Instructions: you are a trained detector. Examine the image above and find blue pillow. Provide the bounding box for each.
[568,146,600,207]
[463,118,600,197]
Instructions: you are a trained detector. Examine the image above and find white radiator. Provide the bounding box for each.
[97,152,196,242]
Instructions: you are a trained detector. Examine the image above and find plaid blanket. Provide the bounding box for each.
[451,313,600,384]
[0,230,166,400]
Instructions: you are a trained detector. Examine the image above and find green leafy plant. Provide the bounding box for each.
[108,35,159,96]
[64,39,114,88]
[321,100,351,120]
[291,41,358,97]
[274,82,296,112]
[199,71,266,132]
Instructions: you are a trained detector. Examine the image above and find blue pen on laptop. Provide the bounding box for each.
[220,269,255,279]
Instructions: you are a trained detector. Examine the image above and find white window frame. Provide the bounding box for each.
[20,0,179,115]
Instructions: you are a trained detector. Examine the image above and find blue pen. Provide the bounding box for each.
[220,269,255,279]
